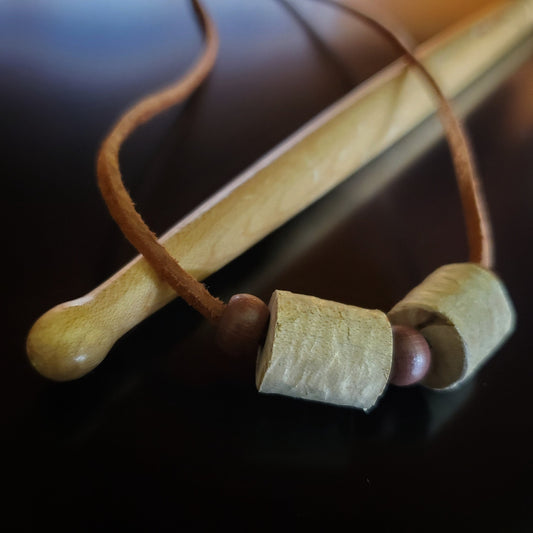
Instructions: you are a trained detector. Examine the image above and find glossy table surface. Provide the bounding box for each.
[3,1,533,530]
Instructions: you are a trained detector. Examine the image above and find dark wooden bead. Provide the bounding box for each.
[390,324,432,386]
[216,294,270,357]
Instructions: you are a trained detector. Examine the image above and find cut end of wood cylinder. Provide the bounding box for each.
[26,297,116,381]
[256,290,393,411]
[389,263,516,390]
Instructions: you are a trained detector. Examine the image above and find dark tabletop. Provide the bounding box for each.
[3,1,533,531]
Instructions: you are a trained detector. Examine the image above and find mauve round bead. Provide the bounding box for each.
[390,324,432,386]
[216,294,270,357]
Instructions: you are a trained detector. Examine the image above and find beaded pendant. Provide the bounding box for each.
[256,263,515,410]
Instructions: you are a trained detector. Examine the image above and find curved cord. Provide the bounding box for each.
[97,0,494,328]
[96,0,225,323]
[308,0,493,268]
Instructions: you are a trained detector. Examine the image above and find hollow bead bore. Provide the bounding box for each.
[390,325,432,386]
[216,294,270,357]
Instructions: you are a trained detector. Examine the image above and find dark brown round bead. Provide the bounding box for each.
[390,324,432,386]
[216,294,270,357]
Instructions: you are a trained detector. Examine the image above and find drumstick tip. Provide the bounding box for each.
[26,296,115,381]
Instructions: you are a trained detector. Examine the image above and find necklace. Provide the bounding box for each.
[27,0,515,412]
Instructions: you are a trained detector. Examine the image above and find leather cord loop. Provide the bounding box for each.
[96,0,494,325]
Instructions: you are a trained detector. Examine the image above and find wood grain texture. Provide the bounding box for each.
[26,0,533,380]
[256,291,393,411]
[388,263,516,389]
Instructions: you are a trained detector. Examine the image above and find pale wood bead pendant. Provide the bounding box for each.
[388,263,516,390]
[256,290,393,411]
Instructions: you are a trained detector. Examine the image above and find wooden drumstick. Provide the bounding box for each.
[26,0,533,381]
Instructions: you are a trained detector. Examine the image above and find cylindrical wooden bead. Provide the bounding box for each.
[256,290,393,411]
[388,263,515,390]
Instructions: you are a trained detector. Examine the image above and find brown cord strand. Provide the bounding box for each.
[96,0,225,323]
[311,0,494,269]
[97,0,494,327]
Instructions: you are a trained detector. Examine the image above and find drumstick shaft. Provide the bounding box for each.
[27,0,533,380]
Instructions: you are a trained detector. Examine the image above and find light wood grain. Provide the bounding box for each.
[27,0,533,380]
[388,263,516,389]
[256,291,393,411]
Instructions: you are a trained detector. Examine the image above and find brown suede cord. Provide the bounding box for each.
[315,0,493,269]
[96,0,494,325]
[96,0,225,324]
